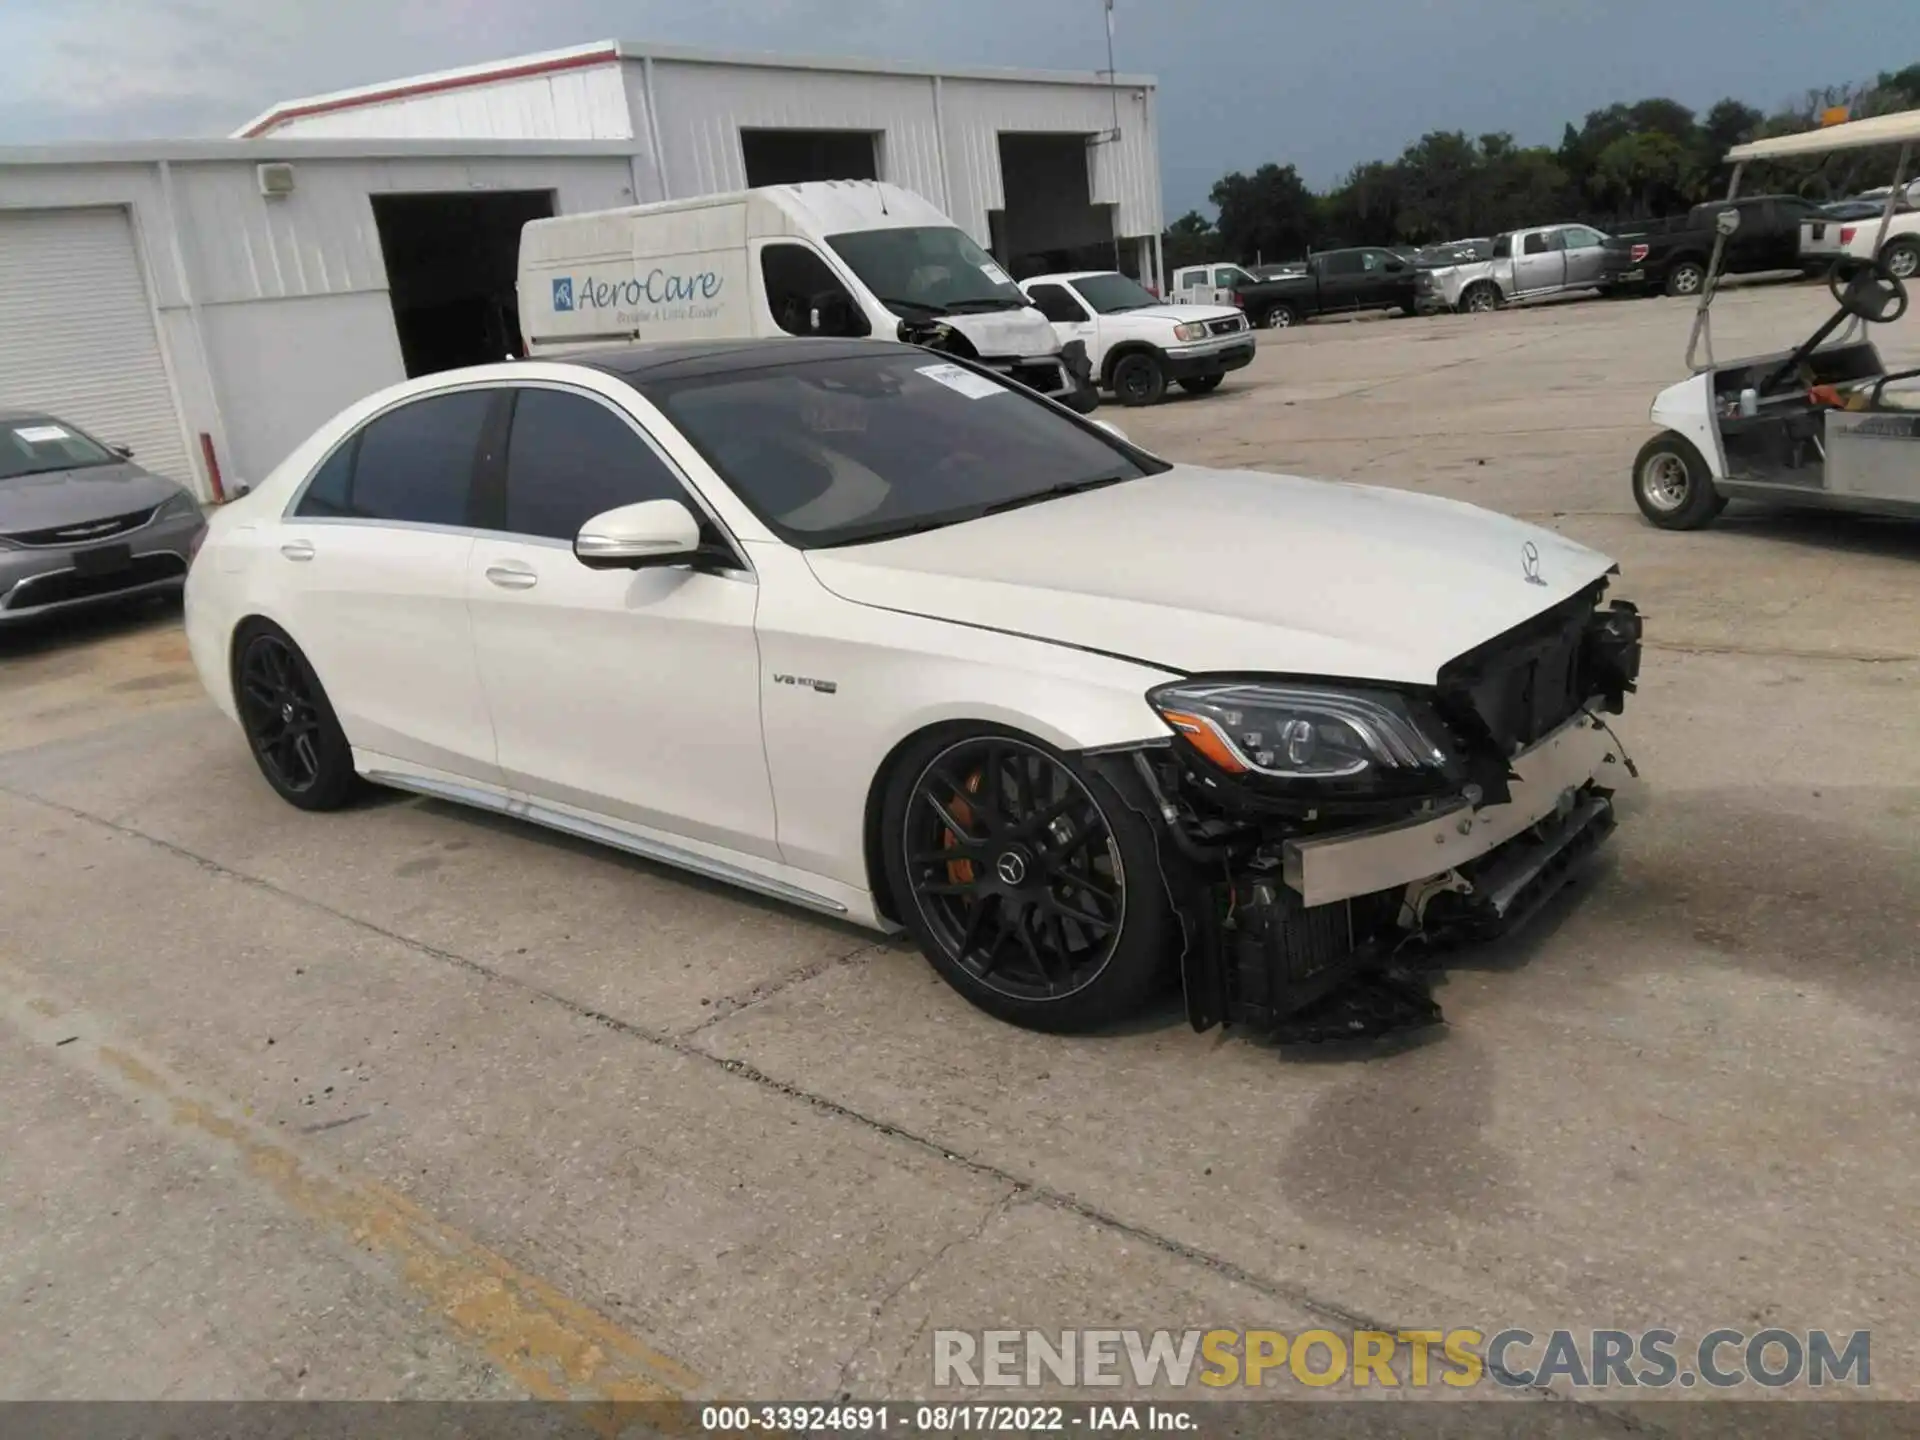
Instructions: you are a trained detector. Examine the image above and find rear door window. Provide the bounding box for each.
[502,387,691,542]
[1026,283,1090,323]
[295,389,492,525]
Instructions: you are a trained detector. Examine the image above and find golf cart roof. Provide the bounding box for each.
[1728,108,1920,162]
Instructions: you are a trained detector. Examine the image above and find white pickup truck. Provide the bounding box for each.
[1020,271,1255,405]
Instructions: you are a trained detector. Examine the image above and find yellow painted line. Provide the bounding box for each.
[2,984,701,1419]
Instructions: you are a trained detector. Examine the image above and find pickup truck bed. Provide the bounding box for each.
[1603,195,1824,297]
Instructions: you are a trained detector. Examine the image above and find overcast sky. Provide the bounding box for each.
[0,0,1909,215]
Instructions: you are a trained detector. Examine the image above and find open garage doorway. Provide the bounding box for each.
[742,129,879,187]
[372,191,553,377]
[992,133,1123,280]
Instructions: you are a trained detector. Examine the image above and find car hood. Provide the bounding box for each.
[1115,303,1245,325]
[938,307,1065,360]
[0,463,183,533]
[805,466,1616,684]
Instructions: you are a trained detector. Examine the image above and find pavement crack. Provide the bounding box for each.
[1643,639,1918,664]
[684,939,892,1037]
[832,1188,1019,1398]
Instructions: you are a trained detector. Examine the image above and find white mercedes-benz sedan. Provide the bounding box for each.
[185,337,1643,1039]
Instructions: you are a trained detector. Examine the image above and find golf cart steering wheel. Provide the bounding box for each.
[1828,255,1909,324]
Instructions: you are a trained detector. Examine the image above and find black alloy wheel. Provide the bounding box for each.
[883,731,1172,1031]
[234,624,360,810]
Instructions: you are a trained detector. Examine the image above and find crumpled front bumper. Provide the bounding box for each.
[1282,713,1626,907]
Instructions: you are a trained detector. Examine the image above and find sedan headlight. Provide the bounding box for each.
[1172,321,1209,343]
[1147,680,1451,784]
[156,489,203,522]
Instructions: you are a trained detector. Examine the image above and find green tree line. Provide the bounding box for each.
[1166,63,1920,269]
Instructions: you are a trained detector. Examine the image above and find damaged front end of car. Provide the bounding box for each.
[1089,583,1644,1043]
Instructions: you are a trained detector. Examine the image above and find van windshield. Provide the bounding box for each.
[826,226,1030,316]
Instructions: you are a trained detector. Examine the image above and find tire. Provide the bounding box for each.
[231,619,362,811]
[1260,304,1296,329]
[1665,260,1706,298]
[1177,374,1224,395]
[1460,283,1502,314]
[879,727,1174,1033]
[1882,238,1920,282]
[1632,432,1726,531]
[1110,351,1168,407]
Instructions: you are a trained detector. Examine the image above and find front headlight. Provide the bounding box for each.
[1147,680,1450,783]
[157,489,203,521]
[1172,321,1208,343]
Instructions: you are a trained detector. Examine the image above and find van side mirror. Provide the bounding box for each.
[575,499,702,570]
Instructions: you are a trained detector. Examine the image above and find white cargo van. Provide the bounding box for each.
[517,181,1095,409]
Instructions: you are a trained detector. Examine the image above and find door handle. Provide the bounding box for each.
[280,539,314,561]
[484,562,538,591]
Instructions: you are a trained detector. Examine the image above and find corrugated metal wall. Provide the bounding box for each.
[259,65,633,143]
[239,55,1164,249]
[0,153,637,497]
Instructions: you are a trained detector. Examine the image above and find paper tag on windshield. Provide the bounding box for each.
[916,363,1006,400]
[978,261,1013,286]
[15,424,71,443]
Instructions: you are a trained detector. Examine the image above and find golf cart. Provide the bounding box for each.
[1632,109,1920,530]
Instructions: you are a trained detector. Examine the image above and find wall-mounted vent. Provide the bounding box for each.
[256,162,296,197]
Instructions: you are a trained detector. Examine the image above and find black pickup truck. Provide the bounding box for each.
[1603,194,1826,297]
[1230,246,1421,329]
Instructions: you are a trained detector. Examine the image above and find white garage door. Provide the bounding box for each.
[0,208,195,490]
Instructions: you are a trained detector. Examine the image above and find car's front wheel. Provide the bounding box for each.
[1177,373,1224,395]
[232,620,361,810]
[1110,352,1168,406]
[880,729,1173,1032]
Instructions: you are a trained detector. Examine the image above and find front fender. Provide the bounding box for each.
[1649,372,1725,479]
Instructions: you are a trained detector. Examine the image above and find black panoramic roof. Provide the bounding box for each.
[558,336,913,385]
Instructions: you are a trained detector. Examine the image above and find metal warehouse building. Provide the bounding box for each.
[0,40,1162,502]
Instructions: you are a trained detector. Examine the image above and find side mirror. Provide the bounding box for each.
[575,498,701,570]
[1092,419,1129,443]
[1386,259,1406,272]
[113,444,135,458]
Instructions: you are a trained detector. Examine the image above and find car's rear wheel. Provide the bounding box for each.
[1665,260,1707,297]
[1177,373,1224,395]
[1261,304,1296,329]
[1882,238,1919,281]
[233,621,361,810]
[1110,352,1168,406]
[881,729,1173,1032]
[1632,432,1726,530]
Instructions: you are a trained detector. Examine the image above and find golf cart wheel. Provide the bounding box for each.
[1460,283,1502,314]
[1632,432,1726,531]
[232,620,362,810]
[1883,239,1920,282]
[1111,352,1168,406]
[880,727,1174,1033]
[1261,304,1296,329]
[1665,260,1707,297]
[1177,374,1224,395]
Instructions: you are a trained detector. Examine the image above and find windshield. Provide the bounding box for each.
[0,416,117,480]
[1071,273,1159,314]
[645,351,1165,548]
[826,226,1029,315]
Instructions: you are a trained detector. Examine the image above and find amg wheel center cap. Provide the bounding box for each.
[280,702,295,723]
[995,851,1029,886]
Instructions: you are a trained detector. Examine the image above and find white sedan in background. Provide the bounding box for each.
[1021,272,1255,406]
[185,338,1641,1040]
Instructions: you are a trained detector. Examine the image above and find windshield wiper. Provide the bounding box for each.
[980,474,1131,517]
[876,296,950,316]
[944,297,1031,313]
